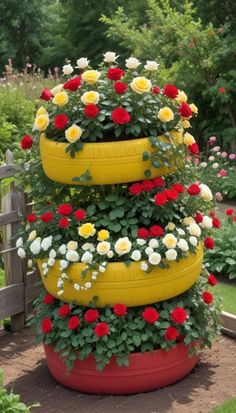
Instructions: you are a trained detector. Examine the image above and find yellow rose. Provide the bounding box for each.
[158,107,174,123]
[181,120,191,129]
[50,84,64,96]
[189,103,198,114]
[114,237,132,255]
[65,124,83,143]
[130,77,151,94]
[82,70,101,85]
[81,91,99,105]
[28,230,37,241]
[78,223,96,239]
[34,114,49,131]
[67,241,78,250]
[97,241,111,255]
[183,132,196,146]
[36,106,47,116]
[52,91,69,106]
[183,216,195,226]
[162,234,177,249]
[170,130,183,144]
[166,222,176,231]
[176,90,188,103]
[97,229,110,241]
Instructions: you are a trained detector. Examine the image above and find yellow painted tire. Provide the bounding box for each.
[37,245,203,307]
[39,131,182,186]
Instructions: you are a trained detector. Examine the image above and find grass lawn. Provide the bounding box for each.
[210,398,236,412]
[212,281,236,314]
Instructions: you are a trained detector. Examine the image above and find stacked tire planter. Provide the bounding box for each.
[38,137,202,394]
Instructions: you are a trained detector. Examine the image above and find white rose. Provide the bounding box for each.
[148,239,159,249]
[16,237,23,248]
[59,244,67,255]
[48,258,55,266]
[17,247,26,259]
[28,230,37,241]
[66,250,80,262]
[187,223,201,237]
[30,240,41,255]
[41,236,52,251]
[212,163,219,169]
[114,237,132,256]
[82,243,95,252]
[165,249,178,261]
[63,64,73,75]
[137,238,146,246]
[176,228,186,236]
[145,247,154,256]
[141,261,148,271]
[81,251,93,264]
[107,250,114,258]
[49,249,56,258]
[125,57,141,69]
[99,265,106,273]
[103,51,119,63]
[66,241,78,251]
[148,252,161,265]
[200,162,207,168]
[76,57,89,69]
[200,184,213,202]
[162,234,178,249]
[144,60,159,71]
[189,236,198,247]
[60,259,68,269]
[200,216,213,229]
[50,84,64,96]
[131,250,141,261]
[177,239,189,252]
[96,241,111,255]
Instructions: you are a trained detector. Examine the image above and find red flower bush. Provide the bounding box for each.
[84,104,100,118]
[137,228,150,239]
[58,304,71,317]
[40,88,53,101]
[111,108,130,124]
[68,315,80,330]
[41,317,52,334]
[172,183,185,193]
[195,212,203,223]
[53,114,68,129]
[212,217,221,228]
[226,208,234,216]
[208,274,218,286]
[94,322,109,337]
[170,307,188,324]
[178,102,192,118]
[202,291,214,304]
[149,225,164,237]
[187,184,201,196]
[142,180,155,191]
[152,85,160,94]
[219,87,226,94]
[188,143,199,155]
[58,217,70,228]
[152,177,165,188]
[114,303,127,317]
[57,203,73,216]
[164,326,179,341]
[27,213,37,223]
[63,76,81,91]
[154,192,167,206]
[163,84,178,99]
[40,212,53,223]
[204,237,215,249]
[129,183,143,196]
[142,307,159,324]
[74,209,86,220]
[84,309,99,323]
[164,189,178,201]
[107,68,125,81]
[114,82,128,94]
[43,294,54,304]
[21,135,33,150]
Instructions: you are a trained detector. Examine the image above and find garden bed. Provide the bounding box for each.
[1,329,236,413]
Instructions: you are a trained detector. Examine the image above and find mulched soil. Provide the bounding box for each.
[0,329,236,413]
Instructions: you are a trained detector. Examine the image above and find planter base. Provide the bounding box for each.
[44,342,199,395]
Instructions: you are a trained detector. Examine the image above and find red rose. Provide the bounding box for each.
[154,192,167,206]
[40,88,53,101]
[40,212,53,223]
[43,294,54,304]
[94,322,109,337]
[27,213,37,223]
[137,228,150,239]
[170,307,188,324]
[111,108,130,124]
[204,237,215,249]
[68,315,80,330]
[53,114,68,129]
[202,291,214,304]
[212,217,221,228]
[63,76,81,91]
[178,102,192,118]
[41,317,52,334]
[164,326,179,341]
[84,309,99,323]
[208,274,218,286]
[114,303,127,317]
[84,104,100,118]
[150,225,164,237]
[165,189,178,201]
[152,177,165,188]
[129,183,143,196]
[107,67,125,81]
[188,143,199,155]
[209,211,215,218]
[114,81,128,94]
[195,212,203,223]
[142,307,159,324]
[163,84,178,99]
[233,216,236,221]
[57,203,73,216]
[152,85,160,94]
[58,217,70,228]
[20,135,33,150]
[142,180,155,192]
[172,183,185,193]
[58,304,71,317]
[74,209,86,220]
[187,184,200,196]
[219,87,226,94]
[226,208,234,216]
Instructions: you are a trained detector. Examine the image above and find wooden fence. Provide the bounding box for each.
[0,151,40,331]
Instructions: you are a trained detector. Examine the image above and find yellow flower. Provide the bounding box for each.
[183,132,196,146]
[82,70,101,85]
[158,107,174,123]
[176,90,188,103]
[67,241,78,250]
[52,91,69,106]
[78,223,96,239]
[65,124,83,143]
[50,84,64,96]
[181,119,191,129]
[34,114,49,131]
[189,103,198,114]
[114,237,132,255]
[36,106,47,116]
[170,130,183,144]
[97,229,110,241]
[166,222,176,231]
[162,234,178,249]
[183,216,195,226]
[97,241,111,255]
[130,77,151,94]
[28,230,37,241]
[81,91,99,105]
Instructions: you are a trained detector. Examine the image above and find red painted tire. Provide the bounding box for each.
[44,342,199,394]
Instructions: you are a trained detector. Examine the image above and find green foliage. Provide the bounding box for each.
[212,282,236,314]
[209,397,236,413]
[0,369,39,413]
